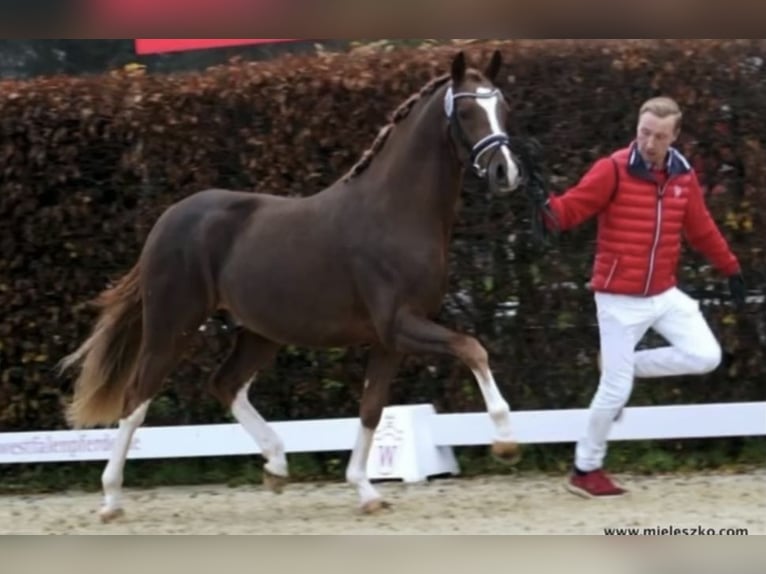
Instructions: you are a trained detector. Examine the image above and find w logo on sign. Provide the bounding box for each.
[369,412,405,477]
[377,444,398,472]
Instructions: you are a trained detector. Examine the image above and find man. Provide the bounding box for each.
[541,96,746,498]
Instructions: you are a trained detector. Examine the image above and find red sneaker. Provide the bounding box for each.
[566,469,627,498]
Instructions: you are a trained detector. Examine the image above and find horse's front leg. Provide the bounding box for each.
[345,346,403,513]
[389,309,520,463]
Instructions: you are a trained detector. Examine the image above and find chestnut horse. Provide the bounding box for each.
[60,50,548,521]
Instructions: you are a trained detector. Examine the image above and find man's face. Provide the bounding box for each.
[636,112,678,168]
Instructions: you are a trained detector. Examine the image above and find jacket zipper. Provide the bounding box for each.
[643,180,669,295]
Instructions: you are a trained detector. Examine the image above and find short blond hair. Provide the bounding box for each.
[639,96,682,132]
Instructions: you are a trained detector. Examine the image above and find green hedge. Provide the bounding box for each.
[0,40,763,482]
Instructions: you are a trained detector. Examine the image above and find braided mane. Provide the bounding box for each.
[341,73,453,182]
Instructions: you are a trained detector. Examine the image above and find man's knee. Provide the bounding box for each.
[689,341,722,374]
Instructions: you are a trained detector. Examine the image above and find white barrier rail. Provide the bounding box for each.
[429,401,766,445]
[1,402,764,481]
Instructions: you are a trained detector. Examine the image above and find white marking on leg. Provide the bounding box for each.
[345,422,381,506]
[471,367,514,442]
[231,380,287,477]
[100,400,149,517]
[476,87,519,186]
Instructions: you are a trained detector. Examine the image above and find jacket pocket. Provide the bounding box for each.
[600,253,620,290]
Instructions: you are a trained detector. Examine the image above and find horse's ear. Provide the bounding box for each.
[485,49,503,82]
[451,51,466,83]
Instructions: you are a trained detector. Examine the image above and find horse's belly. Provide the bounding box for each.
[241,307,377,347]
[220,268,376,347]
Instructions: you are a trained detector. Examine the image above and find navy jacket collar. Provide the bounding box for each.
[627,141,692,180]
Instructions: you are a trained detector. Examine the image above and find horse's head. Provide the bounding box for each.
[444,50,522,195]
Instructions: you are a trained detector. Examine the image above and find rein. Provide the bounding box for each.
[510,135,560,247]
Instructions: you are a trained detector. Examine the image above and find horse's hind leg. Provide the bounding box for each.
[345,346,402,513]
[207,330,287,491]
[99,345,187,522]
[99,399,150,522]
[99,271,209,522]
[99,330,196,522]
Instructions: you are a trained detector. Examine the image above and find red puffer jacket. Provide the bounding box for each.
[546,143,740,296]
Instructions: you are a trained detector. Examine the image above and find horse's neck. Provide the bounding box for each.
[364,95,463,228]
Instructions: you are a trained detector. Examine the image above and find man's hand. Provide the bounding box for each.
[728,273,746,310]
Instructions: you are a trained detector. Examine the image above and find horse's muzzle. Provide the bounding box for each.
[487,147,522,194]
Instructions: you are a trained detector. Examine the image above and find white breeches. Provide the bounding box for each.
[575,287,722,471]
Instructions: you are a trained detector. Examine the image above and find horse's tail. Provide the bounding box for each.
[59,261,144,428]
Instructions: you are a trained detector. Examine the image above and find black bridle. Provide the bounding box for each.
[444,86,512,179]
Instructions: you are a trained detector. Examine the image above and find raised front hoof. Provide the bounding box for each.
[99,507,125,523]
[360,498,391,515]
[491,441,522,465]
[263,469,289,494]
